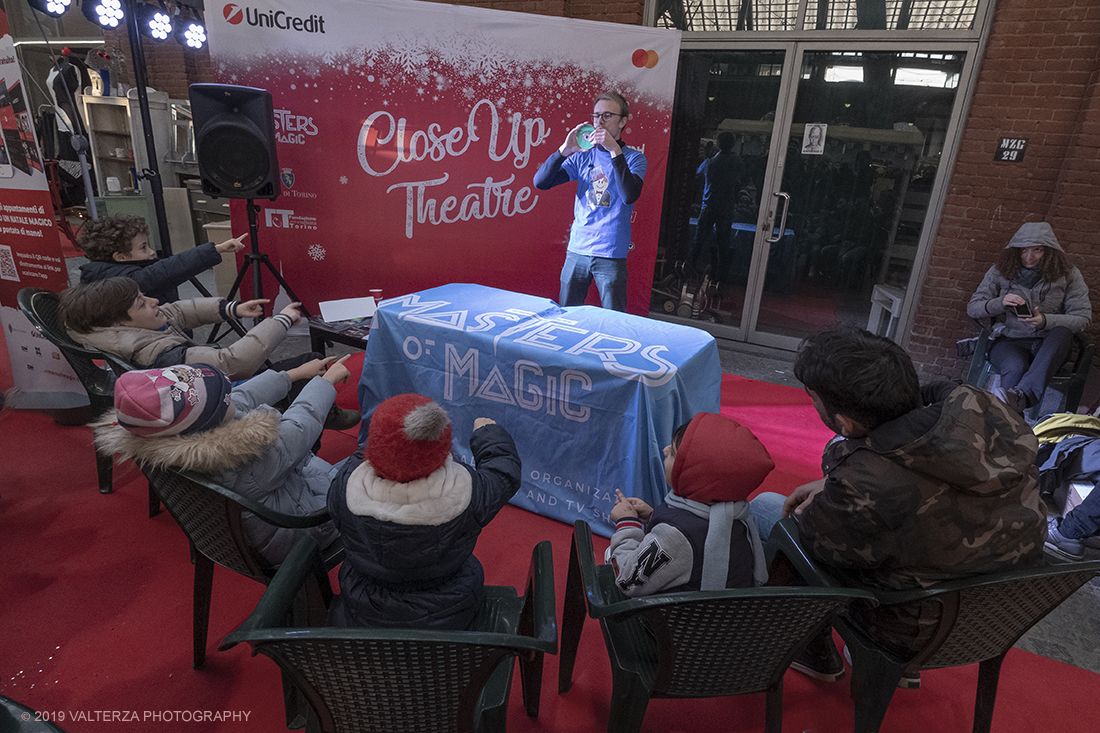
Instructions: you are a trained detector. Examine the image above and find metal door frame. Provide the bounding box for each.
[671,36,985,350]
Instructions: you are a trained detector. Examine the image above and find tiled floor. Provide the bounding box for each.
[63,254,1100,673]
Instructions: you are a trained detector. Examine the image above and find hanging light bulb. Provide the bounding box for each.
[27,0,74,18]
[81,0,124,28]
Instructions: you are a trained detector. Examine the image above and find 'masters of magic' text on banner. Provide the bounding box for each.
[207,0,681,314]
[358,284,721,536]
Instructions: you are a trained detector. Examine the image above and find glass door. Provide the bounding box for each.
[652,48,794,336]
[652,47,968,350]
[748,48,966,349]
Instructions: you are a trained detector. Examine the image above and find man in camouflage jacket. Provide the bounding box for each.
[800,381,1046,654]
[754,329,1047,665]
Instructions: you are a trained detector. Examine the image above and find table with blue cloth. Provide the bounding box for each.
[357,284,722,537]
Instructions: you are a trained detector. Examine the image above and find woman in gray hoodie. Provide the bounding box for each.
[967,222,1091,412]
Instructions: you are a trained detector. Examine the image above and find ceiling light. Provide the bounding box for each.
[27,0,73,18]
[138,2,173,41]
[173,7,207,49]
[81,0,124,28]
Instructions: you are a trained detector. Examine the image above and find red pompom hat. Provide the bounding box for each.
[366,393,454,482]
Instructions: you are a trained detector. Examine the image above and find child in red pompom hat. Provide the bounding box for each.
[608,412,775,596]
[326,394,521,630]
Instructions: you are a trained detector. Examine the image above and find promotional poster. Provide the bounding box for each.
[0,8,82,405]
[207,0,681,314]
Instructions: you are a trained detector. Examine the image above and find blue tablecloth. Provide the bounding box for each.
[357,284,722,536]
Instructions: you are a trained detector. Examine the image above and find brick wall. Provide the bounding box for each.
[104,28,212,101]
[423,0,565,16]
[422,0,642,24]
[909,0,1100,388]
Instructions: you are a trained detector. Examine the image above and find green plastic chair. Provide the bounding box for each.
[558,520,875,733]
[221,535,558,733]
[1,694,71,732]
[17,287,162,517]
[18,287,118,494]
[965,327,1094,418]
[766,516,1100,733]
[144,465,343,670]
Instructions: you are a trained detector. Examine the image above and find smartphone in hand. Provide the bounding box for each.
[1011,302,1034,318]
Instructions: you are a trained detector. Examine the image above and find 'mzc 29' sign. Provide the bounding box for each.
[996,137,1027,162]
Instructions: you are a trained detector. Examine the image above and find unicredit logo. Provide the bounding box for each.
[221,4,326,33]
[223,4,243,24]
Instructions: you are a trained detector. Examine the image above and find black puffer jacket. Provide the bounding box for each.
[80,241,222,303]
[326,423,521,630]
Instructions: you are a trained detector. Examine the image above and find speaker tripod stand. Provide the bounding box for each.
[208,200,310,342]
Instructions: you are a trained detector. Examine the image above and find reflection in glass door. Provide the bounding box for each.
[652,48,966,348]
[753,50,965,345]
[650,49,788,332]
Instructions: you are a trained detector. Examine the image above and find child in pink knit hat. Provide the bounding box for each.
[95,357,352,565]
[608,412,775,596]
[326,393,521,630]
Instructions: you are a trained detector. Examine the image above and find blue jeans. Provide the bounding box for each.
[988,326,1074,404]
[559,251,627,311]
[1062,489,1100,540]
[749,492,786,543]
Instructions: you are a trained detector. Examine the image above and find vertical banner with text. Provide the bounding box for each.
[208,0,680,313]
[0,9,81,405]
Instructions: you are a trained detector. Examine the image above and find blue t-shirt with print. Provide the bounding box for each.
[559,144,647,259]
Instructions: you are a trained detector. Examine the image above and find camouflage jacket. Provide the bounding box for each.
[799,381,1047,654]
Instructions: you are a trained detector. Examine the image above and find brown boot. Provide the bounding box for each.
[324,404,362,431]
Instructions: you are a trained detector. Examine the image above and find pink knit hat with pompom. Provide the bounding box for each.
[114,364,232,437]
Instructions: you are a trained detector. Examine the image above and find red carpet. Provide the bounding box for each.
[2,336,1097,733]
[710,284,845,335]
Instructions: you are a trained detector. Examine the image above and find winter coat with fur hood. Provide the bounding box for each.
[326,422,521,630]
[72,297,291,381]
[95,370,340,565]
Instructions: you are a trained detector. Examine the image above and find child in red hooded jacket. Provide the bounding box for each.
[608,412,775,596]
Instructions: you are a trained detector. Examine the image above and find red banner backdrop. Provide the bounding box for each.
[0,9,81,404]
[208,0,681,314]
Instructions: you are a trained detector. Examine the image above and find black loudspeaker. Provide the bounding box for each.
[189,84,281,200]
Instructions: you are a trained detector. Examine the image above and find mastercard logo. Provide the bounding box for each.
[223,4,244,24]
[632,49,659,69]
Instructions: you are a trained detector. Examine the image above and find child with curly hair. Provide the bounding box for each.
[78,214,246,304]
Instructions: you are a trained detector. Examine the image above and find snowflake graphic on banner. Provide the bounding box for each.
[387,35,431,75]
[308,244,326,261]
[216,42,660,122]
